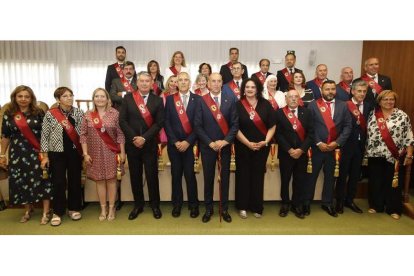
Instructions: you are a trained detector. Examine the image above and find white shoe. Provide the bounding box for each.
[253,213,262,218]
[239,210,247,219]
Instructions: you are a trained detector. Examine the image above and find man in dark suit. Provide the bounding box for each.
[306,64,329,100]
[335,80,373,214]
[164,72,201,218]
[109,61,137,110]
[105,46,129,92]
[222,61,244,100]
[305,80,352,217]
[219,47,248,84]
[194,73,239,223]
[353,57,392,107]
[335,66,353,102]
[276,51,302,92]
[251,58,272,85]
[275,89,314,219]
[119,71,164,220]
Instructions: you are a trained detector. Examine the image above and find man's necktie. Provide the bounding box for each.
[236,81,240,88]
[143,95,147,105]
[214,96,220,108]
[183,94,188,110]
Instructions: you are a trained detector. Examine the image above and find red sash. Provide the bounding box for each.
[375,108,399,159]
[169,66,178,76]
[255,72,266,84]
[114,63,125,78]
[338,81,351,93]
[316,99,337,143]
[282,68,292,84]
[314,78,324,88]
[152,82,162,95]
[194,88,203,96]
[282,106,306,142]
[240,99,267,136]
[173,93,192,135]
[226,61,233,70]
[202,94,229,136]
[90,111,120,153]
[13,111,40,151]
[228,80,241,99]
[347,101,367,132]
[361,74,383,95]
[132,92,153,128]
[268,94,279,110]
[298,98,304,107]
[49,108,83,155]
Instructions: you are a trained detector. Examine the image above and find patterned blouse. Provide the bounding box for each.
[40,107,84,153]
[366,108,414,163]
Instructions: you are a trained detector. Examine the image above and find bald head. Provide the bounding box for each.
[364,57,380,75]
[286,89,300,109]
[340,67,354,83]
[315,64,328,80]
[208,73,223,95]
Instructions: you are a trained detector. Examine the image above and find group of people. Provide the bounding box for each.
[0,45,413,227]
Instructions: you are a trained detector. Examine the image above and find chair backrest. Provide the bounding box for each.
[75,100,93,112]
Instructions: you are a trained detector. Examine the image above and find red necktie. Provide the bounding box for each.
[326,101,332,114]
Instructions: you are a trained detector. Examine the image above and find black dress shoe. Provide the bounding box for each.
[279,204,290,217]
[172,206,181,218]
[128,206,143,220]
[322,205,338,217]
[190,207,199,218]
[116,200,124,211]
[290,206,305,219]
[335,201,344,214]
[152,207,162,219]
[0,200,7,211]
[202,210,213,223]
[303,205,311,216]
[345,201,363,213]
[221,211,232,223]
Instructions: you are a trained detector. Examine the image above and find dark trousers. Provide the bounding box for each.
[336,143,363,203]
[49,150,82,216]
[127,143,160,209]
[167,144,199,209]
[368,157,403,215]
[200,144,231,212]
[235,143,269,214]
[278,151,307,207]
[305,148,336,206]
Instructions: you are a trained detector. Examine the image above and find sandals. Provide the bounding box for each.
[107,205,116,221]
[20,208,34,223]
[50,214,62,226]
[99,205,107,221]
[390,213,401,220]
[68,211,82,221]
[40,212,51,225]
[368,208,377,214]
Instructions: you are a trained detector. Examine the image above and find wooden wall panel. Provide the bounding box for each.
[362,41,414,123]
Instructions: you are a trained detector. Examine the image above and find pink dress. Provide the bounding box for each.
[80,107,125,181]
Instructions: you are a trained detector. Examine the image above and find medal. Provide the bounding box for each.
[249,111,255,120]
[293,124,297,130]
[101,127,106,132]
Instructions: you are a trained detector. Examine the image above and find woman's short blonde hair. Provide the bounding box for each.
[377,90,398,105]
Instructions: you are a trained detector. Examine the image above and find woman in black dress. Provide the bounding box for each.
[235,78,276,219]
[0,85,52,224]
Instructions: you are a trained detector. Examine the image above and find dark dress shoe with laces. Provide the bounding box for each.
[221,211,232,223]
[128,206,143,220]
[152,207,162,219]
[290,206,305,219]
[202,210,213,223]
[335,201,344,214]
[172,206,181,218]
[279,204,290,217]
[303,205,310,216]
[322,205,338,217]
[345,201,363,213]
[190,207,199,218]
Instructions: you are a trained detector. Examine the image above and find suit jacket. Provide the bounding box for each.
[119,92,164,153]
[104,63,137,92]
[306,78,328,100]
[251,72,272,84]
[194,90,239,146]
[219,62,248,84]
[276,68,302,92]
[275,106,314,158]
[343,100,373,152]
[164,92,200,146]
[354,74,392,107]
[308,99,352,147]
[110,77,137,109]
[335,84,352,102]
[222,81,241,100]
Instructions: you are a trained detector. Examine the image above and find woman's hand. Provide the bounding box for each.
[84,154,93,166]
[40,156,49,170]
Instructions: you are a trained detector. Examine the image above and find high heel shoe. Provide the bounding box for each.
[20,208,33,223]
[40,211,51,225]
[99,204,107,221]
[107,205,116,221]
